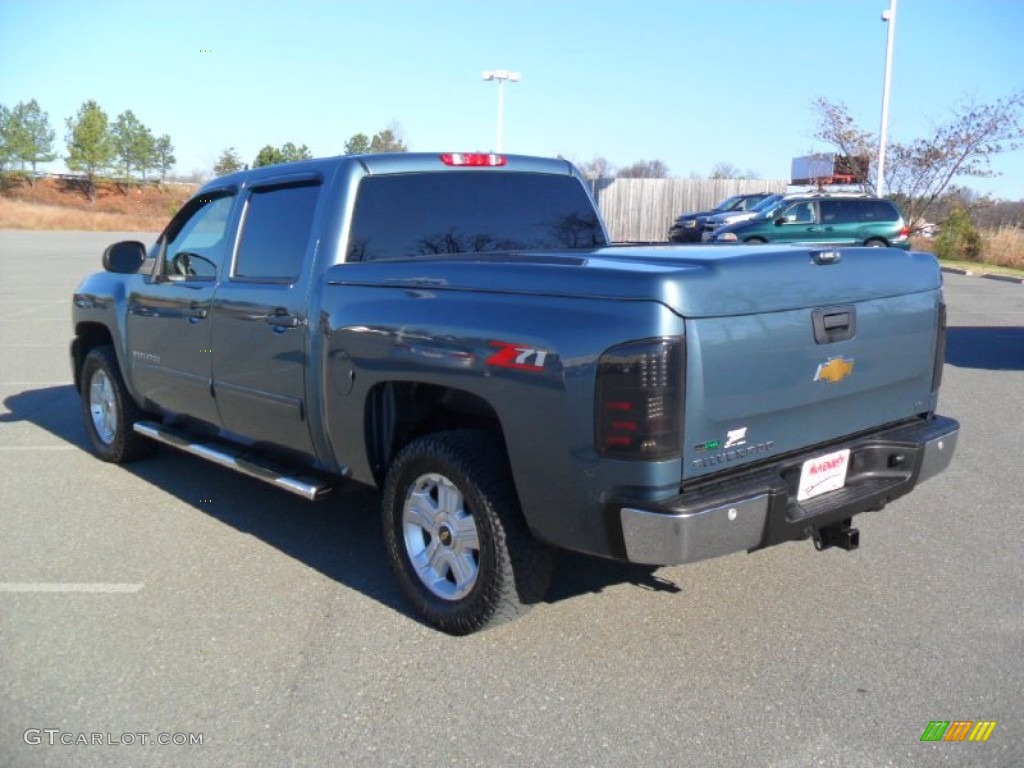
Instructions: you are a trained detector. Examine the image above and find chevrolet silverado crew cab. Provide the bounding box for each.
[71,152,958,634]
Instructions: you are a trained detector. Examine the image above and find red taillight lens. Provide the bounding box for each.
[440,153,507,167]
[595,338,684,460]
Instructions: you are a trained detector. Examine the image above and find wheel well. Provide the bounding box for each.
[72,322,115,392]
[364,382,506,487]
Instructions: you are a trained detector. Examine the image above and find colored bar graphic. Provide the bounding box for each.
[944,721,973,741]
[968,721,997,742]
[920,720,997,742]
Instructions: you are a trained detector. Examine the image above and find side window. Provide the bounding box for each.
[233,183,320,282]
[820,200,839,223]
[784,201,816,224]
[824,200,857,224]
[161,192,235,280]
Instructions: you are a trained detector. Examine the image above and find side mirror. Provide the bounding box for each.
[774,216,786,226]
[102,240,147,273]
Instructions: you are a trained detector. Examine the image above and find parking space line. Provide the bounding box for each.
[0,583,144,593]
[0,301,70,320]
[0,446,77,451]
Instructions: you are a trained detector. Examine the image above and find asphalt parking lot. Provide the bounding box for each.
[1,230,1021,767]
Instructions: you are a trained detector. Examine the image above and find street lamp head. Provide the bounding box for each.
[881,9,891,21]
[482,70,521,82]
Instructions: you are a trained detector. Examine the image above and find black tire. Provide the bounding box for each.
[381,429,553,635]
[80,345,153,463]
[744,237,767,244]
[865,238,887,247]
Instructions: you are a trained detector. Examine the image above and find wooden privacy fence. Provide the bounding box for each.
[589,177,789,242]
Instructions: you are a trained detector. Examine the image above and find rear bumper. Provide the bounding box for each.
[618,415,959,565]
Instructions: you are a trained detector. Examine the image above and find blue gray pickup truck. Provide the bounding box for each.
[71,152,959,634]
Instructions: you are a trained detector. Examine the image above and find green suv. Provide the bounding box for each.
[709,196,909,249]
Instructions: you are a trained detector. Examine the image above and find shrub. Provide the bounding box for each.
[934,208,982,261]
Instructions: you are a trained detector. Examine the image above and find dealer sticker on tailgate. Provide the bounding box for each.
[797,448,851,502]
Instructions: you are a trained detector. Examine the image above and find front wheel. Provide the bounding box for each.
[864,238,887,247]
[80,346,153,463]
[381,430,553,634]
[744,236,767,244]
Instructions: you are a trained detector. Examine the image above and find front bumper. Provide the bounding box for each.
[668,224,702,243]
[619,415,959,565]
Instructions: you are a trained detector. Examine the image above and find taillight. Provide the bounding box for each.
[595,338,684,460]
[897,226,909,240]
[440,153,507,167]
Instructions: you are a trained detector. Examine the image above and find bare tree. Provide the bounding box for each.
[617,159,669,178]
[709,162,741,179]
[811,92,1024,227]
[576,156,615,179]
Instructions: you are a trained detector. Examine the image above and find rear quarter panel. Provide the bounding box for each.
[319,279,686,556]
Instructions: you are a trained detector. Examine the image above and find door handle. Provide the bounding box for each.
[812,306,857,344]
[264,310,301,328]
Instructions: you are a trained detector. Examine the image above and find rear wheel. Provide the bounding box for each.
[80,346,152,463]
[381,429,553,634]
[865,238,887,247]
[744,237,767,244]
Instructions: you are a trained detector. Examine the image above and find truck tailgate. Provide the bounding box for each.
[679,254,942,481]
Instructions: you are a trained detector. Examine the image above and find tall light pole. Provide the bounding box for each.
[482,70,520,151]
[876,0,897,197]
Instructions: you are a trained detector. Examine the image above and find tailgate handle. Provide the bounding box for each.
[813,306,856,344]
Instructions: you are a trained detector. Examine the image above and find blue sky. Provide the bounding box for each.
[1,0,1022,198]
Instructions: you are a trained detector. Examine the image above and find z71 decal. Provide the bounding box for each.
[485,342,549,371]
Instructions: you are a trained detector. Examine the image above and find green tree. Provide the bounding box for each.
[0,104,13,173]
[6,99,56,186]
[812,91,1024,228]
[369,124,407,153]
[213,146,243,177]
[280,142,312,162]
[934,208,983,261]
[152,134,175,181]
[111,110,154,180]
[253,142,312,167]
[253,144,284,167]
[344,133,370,155]
[65,100,114,202]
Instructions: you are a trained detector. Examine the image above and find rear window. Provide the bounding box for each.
[347,172,606,262]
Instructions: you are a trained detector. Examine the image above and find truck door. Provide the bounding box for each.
[209,176,323,462]
[126,189,237,426]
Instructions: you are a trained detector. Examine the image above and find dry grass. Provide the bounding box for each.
[0,175,194,231]
[0,197,173,231]
[912,226,1024,275]
[980,225,1024,270]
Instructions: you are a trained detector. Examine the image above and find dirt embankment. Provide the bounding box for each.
[0,175,195,231]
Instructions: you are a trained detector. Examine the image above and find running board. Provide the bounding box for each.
[133,421,333,501]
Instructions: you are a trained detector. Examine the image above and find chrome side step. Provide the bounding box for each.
[133,421,333,501]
